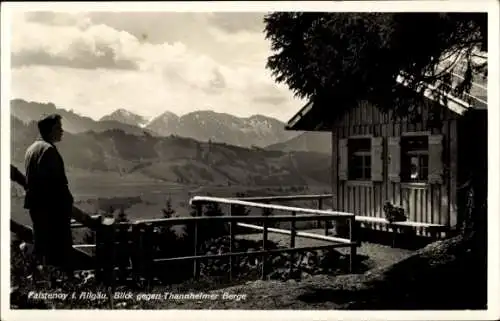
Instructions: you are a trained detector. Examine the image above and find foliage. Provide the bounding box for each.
[264,12,486,119]
[261,207,279,228]
[231,192,251,216]
[83,229,95,244]
[194,195,228,243]
[116,207,129,223]
[162,195,176,218]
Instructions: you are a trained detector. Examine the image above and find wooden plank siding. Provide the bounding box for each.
[331,100,459,236]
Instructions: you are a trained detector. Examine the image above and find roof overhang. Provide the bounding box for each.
[286,72,487,132]
[395,73,471,116]
[284,100,333,132]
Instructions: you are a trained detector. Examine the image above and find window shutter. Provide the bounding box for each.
[371,137,384,181]
[388,137,401,182]
[428,134,444,184]
[338,139,348,181]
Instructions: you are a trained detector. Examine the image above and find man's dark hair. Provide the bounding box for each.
[37,114,62,138]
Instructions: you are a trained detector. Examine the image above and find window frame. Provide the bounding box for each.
[400,134,430,183]
[347,137,372,182]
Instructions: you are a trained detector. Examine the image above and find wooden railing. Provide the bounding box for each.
[117,196,358,288]
[232,193,334,233]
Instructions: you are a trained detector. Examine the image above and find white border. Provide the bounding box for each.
[1,1,499,321]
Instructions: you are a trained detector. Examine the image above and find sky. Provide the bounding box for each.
[10,11,305,122]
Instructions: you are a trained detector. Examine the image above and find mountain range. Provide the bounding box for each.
[10,99,331,153]
[10,99,332,187]
[11,114,332,187]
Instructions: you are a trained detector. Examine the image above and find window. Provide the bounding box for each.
[348,138,371,180]
[401,136,428,182]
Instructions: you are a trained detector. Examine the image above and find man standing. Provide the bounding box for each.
[24,114,74,276]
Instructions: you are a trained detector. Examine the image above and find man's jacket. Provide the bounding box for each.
[24,139,73,211]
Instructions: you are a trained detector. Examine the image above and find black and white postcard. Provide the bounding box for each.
[1,1,499,321]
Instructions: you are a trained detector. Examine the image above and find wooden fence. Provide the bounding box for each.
[81,195,358,288]
[10,169,358,288]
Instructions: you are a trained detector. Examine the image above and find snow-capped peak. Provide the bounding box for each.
[100,108,149,127]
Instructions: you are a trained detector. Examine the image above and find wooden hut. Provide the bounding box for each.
[284,54,488,238]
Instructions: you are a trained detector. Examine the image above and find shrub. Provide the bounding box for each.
[116,207,129,223]
[262,207,279,228]
[193,198,228,243]
[162,195,176,218]
[231,193,250,217]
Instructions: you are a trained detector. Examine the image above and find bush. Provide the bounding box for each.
[192,200,228,244]
[231,193,251,216]
[162,195,176,218]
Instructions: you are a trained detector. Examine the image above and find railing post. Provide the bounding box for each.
[94,215,104,281]
[261,212,268,280]
[135,223,147,286]
[193,203,201,280]
[229,205,235,281]
[317,198,323,229]
[324,203,329,236]
[130,223,142,283]
[143,223,154,290]
[349,216,357,273]
[95,216,116,285]
[290,211,296,248]
[115,223,130,282]
[289,211,297,274]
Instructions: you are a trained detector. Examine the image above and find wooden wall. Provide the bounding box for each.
[330,99,459,236]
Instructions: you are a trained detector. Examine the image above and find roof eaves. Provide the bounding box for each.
[286,100,314,129]
[395,73,473,115]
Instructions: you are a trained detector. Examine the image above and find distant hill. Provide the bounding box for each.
[266,132,332,154]
[11,116,331,187]
[11,99,156,137]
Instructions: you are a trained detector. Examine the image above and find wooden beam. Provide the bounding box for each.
[135,213,353,227]
[189,196,354,218]
[233,194,333,202]
[236,223,353,245]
